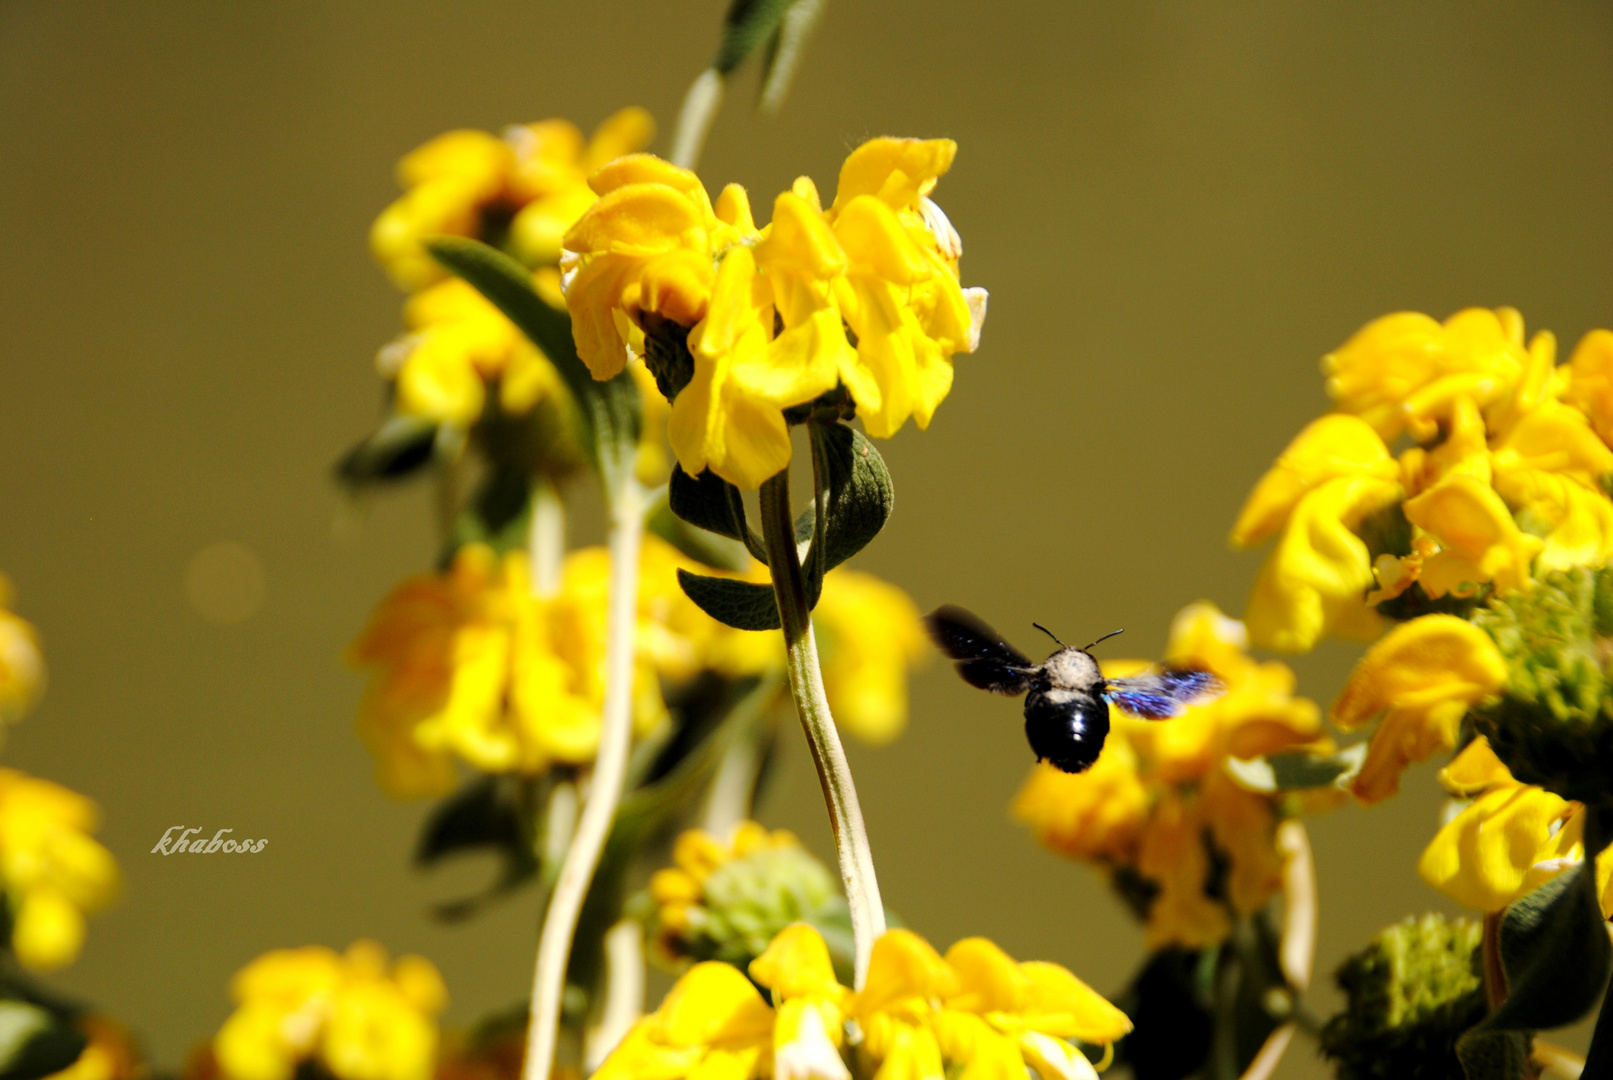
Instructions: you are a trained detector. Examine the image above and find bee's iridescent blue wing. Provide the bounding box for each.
[1105,667,1223,720]
[925,605,1036,695]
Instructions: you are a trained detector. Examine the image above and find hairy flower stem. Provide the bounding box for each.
[521,476,644,1080]
[669,68,724,171]
[759,467,885,988]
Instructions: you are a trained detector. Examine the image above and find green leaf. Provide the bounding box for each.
[414,777,538,922]
[678,571,781,631]
[713,0,794,74]
[334,414,439,489]
[669,466,749,543]
[806,422,894,573]
[1457,858,1613,1079]
[1225,743,1368,793]
[0,1001,85,1080]
[425,236,641,487]
[1489,861,1611,1031]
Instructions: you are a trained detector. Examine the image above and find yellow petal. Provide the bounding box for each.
[831,138,957,213]
[750,924,845,1002]
[1332,615,1508,803]
[1230,415,1398,548]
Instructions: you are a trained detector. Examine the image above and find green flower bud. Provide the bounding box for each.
[634,824,841,974]
[1469,567,1613,806]
[1319,913,1486,1080]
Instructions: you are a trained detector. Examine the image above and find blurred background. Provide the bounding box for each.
[2,2,1611,1076]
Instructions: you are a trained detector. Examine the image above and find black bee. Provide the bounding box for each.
[924,604,1224,773]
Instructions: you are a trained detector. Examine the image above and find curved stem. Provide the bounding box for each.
[758,468,885,988]
[521,478,644,1080]
[669,68,724,171]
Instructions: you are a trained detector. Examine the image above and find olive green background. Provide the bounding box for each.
[2,2,1611,1076]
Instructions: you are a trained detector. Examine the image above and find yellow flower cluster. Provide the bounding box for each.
[595,922,1131,1080]
[214,941,446,1080]
[347,537,735,797]
[1418,736,1613,916]
[1234,308,1613,654]
[371,108,655,291]
[0,769,119,971]
[561,138,986,488]
[349,542,928,796]
[0,574,45,727]
[378,276,569,430]
[1014,603,1326,948]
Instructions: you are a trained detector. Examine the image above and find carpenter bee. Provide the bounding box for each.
[924,604,1224,774]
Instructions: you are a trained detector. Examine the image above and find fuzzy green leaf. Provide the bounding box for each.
[669,465,749,544]
[425,236,641,486]
[334,414,438,489]
[713,0,794,74]
[807,421,894,573]
[0,1001,85,1080]
[678,571,781,631]
[1226,743,1368,793]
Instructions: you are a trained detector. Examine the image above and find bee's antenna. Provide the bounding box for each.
[1085,629,1125,651]
[1032,622,1067,648]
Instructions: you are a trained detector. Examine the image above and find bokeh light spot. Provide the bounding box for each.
[183,542,267,626]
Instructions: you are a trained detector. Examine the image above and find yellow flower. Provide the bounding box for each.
[1417,737,1578,912]
[850,930,954,1080]
[371,108,654,291]
[1322,307,1528,442]
[822,138,981,438]
[0,575,45,727]
[347,539,705,796]
[214,941,446,1080]
[562,155,758,381]
[1402,474,1543,598]
[0,769,118,971]
[1565,328,1613,448]
[1331,614,1508,804]
[1232,415,1401,652]
[1014,602,1324,948]
[938,937,1131,1080]
[382,277,568,428]
[810,568,929,744]
[750,923,854,1080]
[592,960,774,1080]
[563,141,983,487]
[669,243,824,488]
[1012,734,1149,865]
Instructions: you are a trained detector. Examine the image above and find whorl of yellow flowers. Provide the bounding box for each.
[1235,308,1613,654]
[348,542,930,797]
[371,107,655,292]
[1232,308,1613,803]
[346,537,742,797]
[594,922,1131,1080]
[560,137,987,488]
[1014,602,1327,948]
[213,941,447,1080]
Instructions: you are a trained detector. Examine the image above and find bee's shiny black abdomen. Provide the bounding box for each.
[1023,683,1110,774]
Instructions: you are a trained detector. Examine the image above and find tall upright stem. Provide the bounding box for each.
[521,477,643,1080]
[758,468,885,988]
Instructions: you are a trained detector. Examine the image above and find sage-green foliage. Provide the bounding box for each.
[672,419,896,631]
[1319,914,1486,1080]
[1470,566,1613,805]
[1456,857,1613,1080]
[424,236,642,493]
